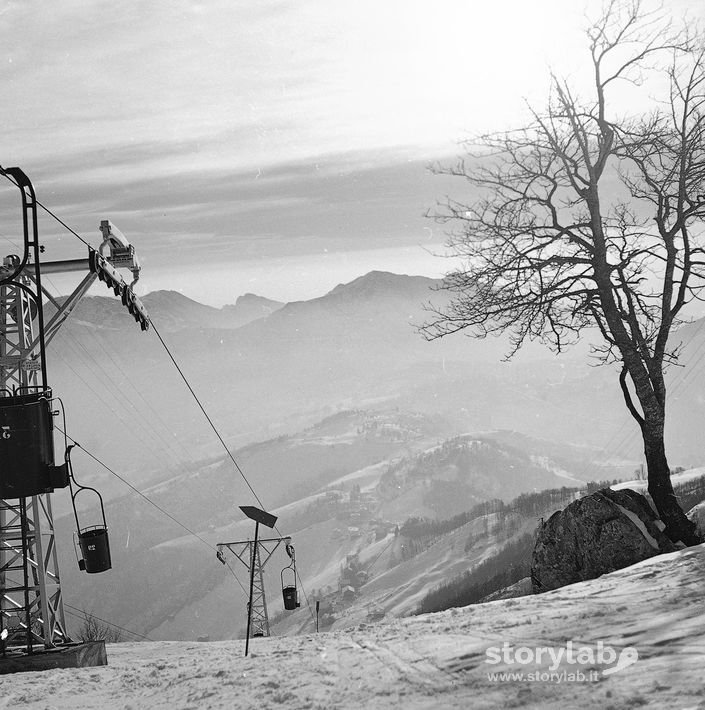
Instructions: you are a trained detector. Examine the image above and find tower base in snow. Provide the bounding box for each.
[0,641,107,674]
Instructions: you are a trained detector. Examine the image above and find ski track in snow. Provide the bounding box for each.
[1,544,705,709]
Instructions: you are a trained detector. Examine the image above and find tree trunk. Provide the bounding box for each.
[642,420,700,545]
[617,355,700,546]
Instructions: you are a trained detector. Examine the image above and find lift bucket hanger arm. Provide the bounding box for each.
[64,445,112,574]
[23,222,150,351]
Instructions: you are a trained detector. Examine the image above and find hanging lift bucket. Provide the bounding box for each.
[281,566,300,611]
[66,446,112,574]
[77,524,112,574]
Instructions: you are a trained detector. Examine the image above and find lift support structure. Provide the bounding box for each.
[216,505,294,656]
[0,166,148,670]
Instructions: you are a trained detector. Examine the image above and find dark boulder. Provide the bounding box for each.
[531,488,677,593]
[686,502,705,540]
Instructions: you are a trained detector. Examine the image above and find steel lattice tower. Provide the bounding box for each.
[217,534,291,641]
[0,167,69,650]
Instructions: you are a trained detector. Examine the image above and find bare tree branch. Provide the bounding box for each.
[423,0,704,544]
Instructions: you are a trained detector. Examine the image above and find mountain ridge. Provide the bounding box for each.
[53,270,440,330]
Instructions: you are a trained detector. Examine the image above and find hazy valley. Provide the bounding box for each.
[36,270,705,643]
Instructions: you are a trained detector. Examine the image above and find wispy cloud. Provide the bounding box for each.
[15,147,459,263]
[3,0,701,301]
[1,0,593,172]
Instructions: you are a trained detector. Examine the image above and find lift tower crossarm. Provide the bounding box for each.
[21,231,150,353]
[34,264,96,350]
[217,537,291,569]
[38,259,90,274]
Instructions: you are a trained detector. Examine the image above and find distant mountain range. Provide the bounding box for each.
[54,289,284,332]
[44,269,705,493]
[42,269,705,641]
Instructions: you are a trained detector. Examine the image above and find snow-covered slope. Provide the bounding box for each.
[612,466,705,492]
[5,543,704,709]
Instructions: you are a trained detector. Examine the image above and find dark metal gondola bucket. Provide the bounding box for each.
[78,525,112,574]
[282,585,298,611]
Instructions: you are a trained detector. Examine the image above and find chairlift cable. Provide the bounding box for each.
[62,603,155,642]
[0,169,91,248]
[0,230,21,250]
[82,328,197,465]
[365,534,397,574]
[36,201,92,247]
[40,266,205,475]
[58,426,211,546]
[59,326,194,471]
[293,566,316,623]
[149,321,318,622]
[54,339,184,472]
[57,425,250,598]
[57,427,217,557]
[54,333,251,595]
[150,320,267,510]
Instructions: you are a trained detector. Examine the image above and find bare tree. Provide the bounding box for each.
[76,609,123,643]
[423,1,705,545]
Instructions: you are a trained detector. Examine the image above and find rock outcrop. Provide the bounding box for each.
[479,576,532,603]
[687,501,705,540]
[531,488,677,593]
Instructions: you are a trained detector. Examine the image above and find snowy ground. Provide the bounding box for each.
[612,467,705,492]
[2,544,704,710]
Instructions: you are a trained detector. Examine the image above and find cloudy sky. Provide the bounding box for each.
[0,0,701,304]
